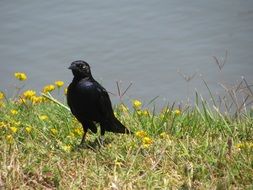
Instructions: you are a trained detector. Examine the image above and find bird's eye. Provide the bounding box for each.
[79,64,85,69]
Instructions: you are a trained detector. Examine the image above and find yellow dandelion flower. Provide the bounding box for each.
[23,90,36,99]
[50,128,58,135]
[31,96,43,104]
[74,127,83,136]
[10,127,18,133]
[0,121,7,128]
[62,144,72,152]
[55,81,64,88]
[132,99,142,110]
[142,110,149,116]
[6,135,14,143]
[236,142,253,150]
[0,92,4,100]
[236,143,243,149]
[142,136,153,145]
[174,109,181,116]
[135,130,147,138]
[39,115,48,121]
[25,126,32,133]
[43,84,55,93]
[14,72,27,81]
[10,109,18,115]
[137,109,149,116]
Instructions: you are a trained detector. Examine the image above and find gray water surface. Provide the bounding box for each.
[1,1,253,107]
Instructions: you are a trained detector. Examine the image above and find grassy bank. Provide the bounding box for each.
[0,74,253,189]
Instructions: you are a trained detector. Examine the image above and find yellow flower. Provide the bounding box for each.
[25,126,32,133]
[142,137,153,145]
[55,81,64,88]
[137,109,149,116]
[174,109,181,116]
[236,142,253,150]
[0,92,4,100]
[135,130,147,138]
[0,121,7,128]
[64,88,68,95]
[142,110,149,116]
[43,84,55,93]
[39,115,48,121]
[6,135,14,143]
[132,99,142,110]
[23,90,36,99]
[10,127,18,133]
[14,72,27,81]
[50,128,58,135]
[74,127,83,136]
[10,109,18,115]
[31,96,43,104]
[62,144,72,152]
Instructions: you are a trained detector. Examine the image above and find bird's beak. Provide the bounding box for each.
[68,65,76,70]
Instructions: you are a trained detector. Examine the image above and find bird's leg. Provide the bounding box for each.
[97,128,105,146]
[80,129,87,145]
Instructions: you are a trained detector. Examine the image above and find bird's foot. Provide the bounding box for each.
[76,142,97,151]
[76,142,88,149]
[76,137,105,150]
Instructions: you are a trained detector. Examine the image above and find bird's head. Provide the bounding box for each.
[68,60,92,78]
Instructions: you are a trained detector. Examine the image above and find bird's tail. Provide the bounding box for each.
[107,116,133,134]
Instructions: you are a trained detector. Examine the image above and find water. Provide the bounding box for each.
[1,0,253,107]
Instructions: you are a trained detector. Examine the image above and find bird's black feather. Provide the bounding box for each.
[67,60,132,145]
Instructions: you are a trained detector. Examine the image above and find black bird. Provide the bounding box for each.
[67,60,132,145]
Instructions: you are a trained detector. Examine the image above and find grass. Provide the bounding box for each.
[0,73,253,189]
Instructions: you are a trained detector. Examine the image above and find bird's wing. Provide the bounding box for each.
[94,82,131,134]
[74,79,113,120]
[94,82,114,118]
